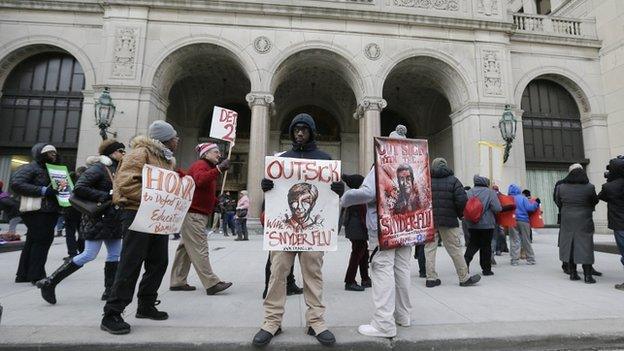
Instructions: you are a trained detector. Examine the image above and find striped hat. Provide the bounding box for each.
[196,143,219,158]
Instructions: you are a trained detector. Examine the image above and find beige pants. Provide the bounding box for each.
[424,226,470,283]
[170,212,221,289]
[262,251,326,334]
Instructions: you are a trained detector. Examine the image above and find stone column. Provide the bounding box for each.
[581,113,610,232]
[245,92,273,218]
[354,97,386,174]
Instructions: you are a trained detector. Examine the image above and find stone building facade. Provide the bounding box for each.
[0,0,621,230]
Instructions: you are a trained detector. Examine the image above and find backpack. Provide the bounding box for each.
[463,195,484,223]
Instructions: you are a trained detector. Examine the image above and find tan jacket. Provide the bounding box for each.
[113,135,176,210]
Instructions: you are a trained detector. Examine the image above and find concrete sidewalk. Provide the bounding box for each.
[1,228,624,350]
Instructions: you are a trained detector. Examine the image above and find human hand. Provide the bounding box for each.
[331,181,345,197]
[261,178,274,192]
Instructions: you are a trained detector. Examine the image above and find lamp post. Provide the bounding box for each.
[94,87,116,140]
[499,104,518,163]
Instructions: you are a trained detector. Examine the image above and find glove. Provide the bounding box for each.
[331,181,345,197]
[217,159,230,172]
[535,197,541,205]
[44,187,58,197]
[261,178,274,192]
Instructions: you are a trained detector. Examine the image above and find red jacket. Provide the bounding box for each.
[188,159,220,215]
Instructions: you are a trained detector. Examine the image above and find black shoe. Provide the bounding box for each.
[100,313,131,335]
[562,262,570,274]
[460,274,481,287]
[584,275,596,284]
[170,284,197,291]
[136,300,168,320]
[361,279,372,288]
[307,327,336,346]
[425,279,441,288]
[252,328,281,347]
[36,260,82,304]
[234,238,243,241]
[570,271,581,281]
[206,281,233,295]
[482,270,494,276]
[101,261,118,301]
[287,284,303,296]
[345,283,365,291]
[592,268,603,276]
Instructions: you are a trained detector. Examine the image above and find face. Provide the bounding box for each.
[111,149,125,162]
[289,193,314,222]
[397,170,413,195]
[293,124,310,144]
[44,151,57,163]
[203,148,221,164]
[164,137,179,152]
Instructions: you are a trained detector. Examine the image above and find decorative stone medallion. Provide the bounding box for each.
[364,43,381,60]
[476,0,498,16]
[112,26,138,78]
[253,36,272,54]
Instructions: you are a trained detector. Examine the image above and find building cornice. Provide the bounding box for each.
[0,0,102,13]
[510,32,601,49]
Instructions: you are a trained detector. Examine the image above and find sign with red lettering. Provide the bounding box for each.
[374,137,435,250]
[129,165,196,235]
[209,106,238,145]
[263,156,341,251]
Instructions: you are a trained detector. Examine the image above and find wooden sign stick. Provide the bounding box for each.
[219,142,234,195]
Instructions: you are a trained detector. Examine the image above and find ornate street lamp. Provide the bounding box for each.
[499,104,518,163]
[94,87,116,140]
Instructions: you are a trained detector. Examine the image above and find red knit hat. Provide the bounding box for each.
[196,143,218,158]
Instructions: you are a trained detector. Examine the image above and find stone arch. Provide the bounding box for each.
[0,36,97,91]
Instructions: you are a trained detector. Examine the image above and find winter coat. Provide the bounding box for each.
[10,143,60,214]
[598,158,624,231]
[555,169,598,264]
[73,155,122,241]
[236,195,249,218]
[341,168,378,232]
[187,159,220,216]
[430,164,467,228]
[113,135,176,211]
[508,184,539,223]
[465,175,502,229]
[343,205,368,241]
[280,113,332,161]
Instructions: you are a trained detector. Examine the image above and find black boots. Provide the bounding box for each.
[569,263,581,281]
[101,313,131,335]
[101,261,118,301]
[36,260,82,304]
[583,265,596,284]
[136,300,169,320]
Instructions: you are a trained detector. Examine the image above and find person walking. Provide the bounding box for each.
[234,190,249,241]
[425,158,480,287]
[218,192,235,237]
[598,156,624,290]
[100,120,179,335]
[253,113,342,347]
[341,174,371,292]
[169,142,233,295]
[464,175,501,276]
[555,166,599,283]
[508,184,539,266]
[63,168,86,260]
[36,140,125,304]
[11,143,60,284]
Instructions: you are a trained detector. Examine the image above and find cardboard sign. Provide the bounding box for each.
[209,106,238,145]
[374,137,435,250]
[263,156,341,251]
[496,194,517,228]
[129,165,196,235]
[529,198,544,228]
[46,164,74,208]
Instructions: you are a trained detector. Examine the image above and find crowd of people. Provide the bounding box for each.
[2,111,624,347]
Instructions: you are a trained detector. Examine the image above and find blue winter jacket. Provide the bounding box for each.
[508,184,539,223]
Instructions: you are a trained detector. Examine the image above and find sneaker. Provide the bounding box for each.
[100,314,131,335]
[425,279,441,288]
[345,282,365,291]
[615,283,624,291]
[460,274,481,287]
[361,279,372,288]
[396,319,411,327]
[482,270,494,276]
[357,324,395,338]
[206,281,232,295]
[169,284,196,291]
[136,300,168,320]
[252,328,281,347]
[307,327,336,346]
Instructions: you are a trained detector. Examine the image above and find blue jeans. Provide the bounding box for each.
[614,230,624,267]
[72,239,122,266]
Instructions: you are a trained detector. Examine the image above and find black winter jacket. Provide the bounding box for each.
[10,143,60,214]
[74,156,122,240]
[343,205,368,241]
[430,165,467,228]
[280,113,331,161]
[598,158,624,230]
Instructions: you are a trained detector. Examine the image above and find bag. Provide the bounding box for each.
[68,164,114,217]
[529,199,544,228]
[496,194,517,228]
[19,196,42,212]
[236,208,248,218]
[463,196,484,223]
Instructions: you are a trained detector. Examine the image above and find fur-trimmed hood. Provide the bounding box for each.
[85,155,113,167]
[130,135,176,167]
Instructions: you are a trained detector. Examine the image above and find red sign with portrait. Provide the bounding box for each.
[374,137,435,250]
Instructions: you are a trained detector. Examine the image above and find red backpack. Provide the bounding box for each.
[463,196,484,223]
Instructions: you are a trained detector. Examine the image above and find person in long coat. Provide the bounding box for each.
[555,167,599,283]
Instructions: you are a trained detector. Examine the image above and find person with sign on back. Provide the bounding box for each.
[101,120,179,335]
[169,142,233,295]
[463,175,502,276]
[253,113,344,347]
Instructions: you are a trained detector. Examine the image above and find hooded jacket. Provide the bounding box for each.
[430,161,467,228]
[10,143,60,213]
[466,175,501,229]
[508,183,539,223]
[280,113,331,161]
[113,135,176,210]
[598,157,624,230]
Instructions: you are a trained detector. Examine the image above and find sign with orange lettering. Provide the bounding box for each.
[209,106,238,145]
[263,156,341,251]
[129,165,196,235]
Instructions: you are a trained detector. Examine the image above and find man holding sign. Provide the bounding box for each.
[101,120,181,335]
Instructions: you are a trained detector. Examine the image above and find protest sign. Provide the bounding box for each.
[209,106,238,145]
[129,165,196,235]
[374,137,435,250]
[46,164,74,207]
[263,156,341,251]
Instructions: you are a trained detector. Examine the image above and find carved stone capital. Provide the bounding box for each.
[353,97,387,119]
[246,93,274,108]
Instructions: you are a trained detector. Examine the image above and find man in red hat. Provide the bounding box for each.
[169,142,233,295]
